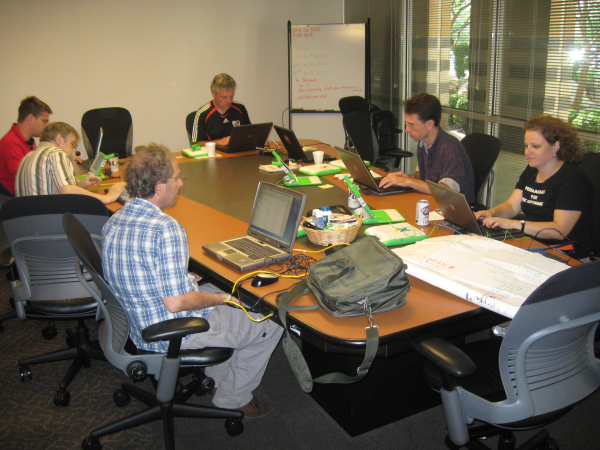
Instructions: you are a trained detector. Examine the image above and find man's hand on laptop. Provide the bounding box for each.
[78,175,103,189]
[105,182,127,203]
[214,136,230,148]
[379,171,410,188]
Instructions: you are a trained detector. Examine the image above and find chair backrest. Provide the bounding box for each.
[371,109,401,153]
[185,111,196,146]
[342,111,378,163]
[460,133,501,205]
[338,96,369,116]
[0,195,110,311]
[497,261,600,418]
[580,152,600,256]
[81,107,133,160]
[62,212,163,377]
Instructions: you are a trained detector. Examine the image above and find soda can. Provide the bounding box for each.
[416,199,430,226]
[348,186,360,209]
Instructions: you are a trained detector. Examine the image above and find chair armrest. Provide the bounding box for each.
[142,317,209,343]
[385,149,413,158]
[412,336,477,378]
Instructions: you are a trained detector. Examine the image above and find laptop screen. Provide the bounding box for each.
[248,182,305,248]
[335,146,379,191]
[88,151,106,175]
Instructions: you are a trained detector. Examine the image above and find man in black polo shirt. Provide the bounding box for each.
[190,73,251,146]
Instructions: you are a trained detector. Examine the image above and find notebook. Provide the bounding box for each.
[335,146,415,196]
[203,182,307,271]
[426,180,524,240]
[80,127,104,170]
[217,122,273,153]
[274,125,335,163]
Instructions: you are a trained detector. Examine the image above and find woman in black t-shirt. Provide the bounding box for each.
[475,116,593,258]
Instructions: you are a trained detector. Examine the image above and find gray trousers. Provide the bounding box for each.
[180,284,283,409]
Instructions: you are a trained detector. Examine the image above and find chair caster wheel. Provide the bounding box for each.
[194,376,215,396]
[42,325,58,340]
[113,389,131,407]
[82,437,102,450]
[543,437,559,450]
[225,418,244,437]
[54,389,71,406]
[19,365,32,382]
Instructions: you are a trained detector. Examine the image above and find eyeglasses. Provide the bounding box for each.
[170,175,186,181]
[405,122,424,129]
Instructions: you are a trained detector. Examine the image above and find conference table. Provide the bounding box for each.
[98,141,570,436]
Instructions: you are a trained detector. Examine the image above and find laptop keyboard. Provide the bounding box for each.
[372,210,392,222]
[225,237,281,260]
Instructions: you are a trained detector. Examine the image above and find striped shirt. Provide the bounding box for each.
[15,142,76,197]
[102,198,213,352]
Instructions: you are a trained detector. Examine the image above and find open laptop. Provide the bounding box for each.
[335,146,415,196]
[217,122,273,153]
[203,182,307,271]
[426,180,524,240]
[80,127,104,170]
[274,125,335,163]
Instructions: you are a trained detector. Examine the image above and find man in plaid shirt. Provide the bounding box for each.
[102,143,282,418]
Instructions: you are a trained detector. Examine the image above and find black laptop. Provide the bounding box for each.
[274,125,334,163]
[426,180,524,240]
[218,122,273,153]
[335,146,415,196]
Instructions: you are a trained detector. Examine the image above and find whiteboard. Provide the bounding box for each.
[290,23,366,111]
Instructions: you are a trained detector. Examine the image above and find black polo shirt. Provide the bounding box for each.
[190,101,251,143]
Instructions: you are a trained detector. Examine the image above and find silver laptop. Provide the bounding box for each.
[81,127,104,170]
[335,146,414,196]
[203,182,307,271]
[426,180,524,240]
[218,122,273,153]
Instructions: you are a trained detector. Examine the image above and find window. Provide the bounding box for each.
[346,0,600,207]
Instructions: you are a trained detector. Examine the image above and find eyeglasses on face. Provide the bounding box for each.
[405,121,424,129]
[170,175,186,181]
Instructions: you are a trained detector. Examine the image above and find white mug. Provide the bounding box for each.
[313,151,324,165]
[206,142,216,157]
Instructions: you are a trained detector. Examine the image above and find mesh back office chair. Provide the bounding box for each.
[413,261,600,450]
[581,152,600,260]
[186,111,196,145]
[81,107,133,160]
[338,95,370,116]
[0,195,111,406]
[62,213,244,450]
[0,182,16,332]
[461,133,502,211]
[342,111,410,171]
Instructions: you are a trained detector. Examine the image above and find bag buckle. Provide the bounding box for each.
[363,298,375,329]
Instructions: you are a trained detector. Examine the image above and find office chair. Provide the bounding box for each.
[338,95,370,116]
[461,133,501,211]
[413,260,600,450]
[581,152,600,261]
[81,107,133,160]
[0,195,111,406]
[62,212,244,450]
[186,111,197,146]
[342,111,410,171]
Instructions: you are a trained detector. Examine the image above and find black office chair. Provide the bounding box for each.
[338,95,370,116]
[581,152,600,261]
[0,182,16,332]
[413,260,600,450]
[81,107,133,160]
[342,111,410,171]
[461,133,502,211]
[185,110,196,145]
[0,195,111,406]
[62,212,244,450]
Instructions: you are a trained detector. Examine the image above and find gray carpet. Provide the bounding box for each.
[1,267,600,450]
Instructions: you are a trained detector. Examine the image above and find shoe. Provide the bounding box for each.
[235,397,274,419]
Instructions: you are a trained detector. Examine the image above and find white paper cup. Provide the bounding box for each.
[108,157,119,173]
[313,150,324,165]
[206,142,216,157]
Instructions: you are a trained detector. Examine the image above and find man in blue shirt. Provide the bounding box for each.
[379,93,475,203]
[102,144,281,418]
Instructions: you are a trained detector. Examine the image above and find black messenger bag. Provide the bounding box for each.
[277,237,410,393]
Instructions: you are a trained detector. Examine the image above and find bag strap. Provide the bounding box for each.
[277,280,380,393]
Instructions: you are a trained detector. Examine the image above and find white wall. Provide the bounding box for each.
[0,0,343,156]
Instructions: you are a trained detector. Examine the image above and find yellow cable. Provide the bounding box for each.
[293,242,349,253]
[224,299,273,322]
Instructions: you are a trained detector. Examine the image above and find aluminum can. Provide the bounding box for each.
[416,199,430,226]
[348,186,360,209]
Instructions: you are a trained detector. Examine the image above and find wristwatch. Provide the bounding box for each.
[520,220,526,232]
